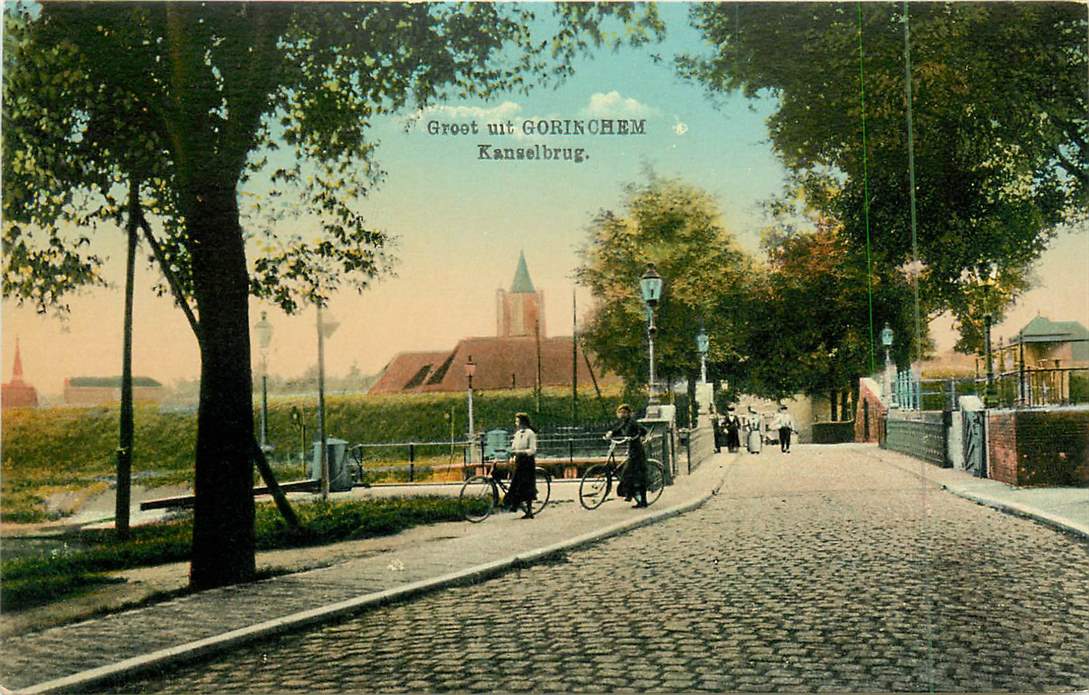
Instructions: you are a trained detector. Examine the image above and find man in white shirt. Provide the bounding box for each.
[774,405,797,454]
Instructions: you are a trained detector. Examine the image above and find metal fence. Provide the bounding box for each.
[883,411,947,466]
[269,420,676,485]
[893,368,1089,412]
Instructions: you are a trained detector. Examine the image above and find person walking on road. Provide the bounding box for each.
[504,412,538,519]
[607,404,649,508]
[724,406,742,453]
[775,405,797,454]
[745,407,763,454]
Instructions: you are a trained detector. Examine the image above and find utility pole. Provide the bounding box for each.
[535,318,543,414]
[317,305,329,500]
[572,288,578,423]
[116,178,139,540]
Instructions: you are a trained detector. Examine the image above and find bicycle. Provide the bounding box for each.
[459,457,552,522]
[346,444,372,488]
[578,437,665,510]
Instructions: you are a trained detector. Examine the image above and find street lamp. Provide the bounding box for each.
[880,323,894,406]
[316,306,340,500]
[465,355,477,464]
[696,325,709,384]
[254,311,273,452]
[981,262,999,405]
[639,263,663,403]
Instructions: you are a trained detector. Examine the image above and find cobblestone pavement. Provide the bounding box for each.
[116,446,1089,693]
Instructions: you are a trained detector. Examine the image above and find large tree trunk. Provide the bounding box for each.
[186,181,256,591]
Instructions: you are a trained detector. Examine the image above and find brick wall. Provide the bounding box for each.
[986,411,1018,485]
[987,408,1089,486]
[854,378,886,443]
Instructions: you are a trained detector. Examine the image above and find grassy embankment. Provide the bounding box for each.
[1,386,630,522]
[0,496,484,611]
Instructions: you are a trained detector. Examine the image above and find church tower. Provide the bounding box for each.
[496,252,546,338]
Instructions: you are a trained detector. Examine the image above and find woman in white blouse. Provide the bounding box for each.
[504,412,539,519]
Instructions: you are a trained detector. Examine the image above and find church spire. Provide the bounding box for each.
[510,251,536,293]
[11,337,24,383]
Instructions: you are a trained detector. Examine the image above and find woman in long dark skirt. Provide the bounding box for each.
[724,406,742,453]
[608,404,649,508]
[504,412,538,519]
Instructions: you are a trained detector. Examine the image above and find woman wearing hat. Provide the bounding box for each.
[504,412,539,518]
[606,404,649,508]
[724,406,742,453]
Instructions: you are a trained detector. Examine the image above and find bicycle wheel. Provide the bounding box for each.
[644,459,665,506]
[531,467,552,515]
[459,475,496,522]
[579,464,612,510]
[347,445,368,487]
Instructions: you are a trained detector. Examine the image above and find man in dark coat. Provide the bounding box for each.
[608,404,649,508]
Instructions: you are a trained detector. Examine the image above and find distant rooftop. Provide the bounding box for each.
[1010,316,1089,343]
[68,376,163,388]
[1009,316,1089,361]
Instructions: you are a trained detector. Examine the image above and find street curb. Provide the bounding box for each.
[20,470,726,695]
[874,450,1089,543]
[938,485,1089,543]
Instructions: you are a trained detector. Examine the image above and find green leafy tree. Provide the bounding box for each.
[576,173,756,416]
[2,2,662,589]
[742,213,915,405]
[679,2,1087,355]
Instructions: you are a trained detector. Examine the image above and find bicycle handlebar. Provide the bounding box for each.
[603,435,640,444]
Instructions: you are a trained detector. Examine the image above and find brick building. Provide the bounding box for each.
[63,376,165,405]
[1,338,39,409]
[370,254,617,395]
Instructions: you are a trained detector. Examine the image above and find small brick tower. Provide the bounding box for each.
[496,251,546,339]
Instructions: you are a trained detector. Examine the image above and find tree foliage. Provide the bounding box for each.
[576,173,755,399]
[2,1,663,589]
[743,211,916,399]
[679,2,1087,354]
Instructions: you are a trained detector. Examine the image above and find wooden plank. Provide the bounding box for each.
[139,479,320,511]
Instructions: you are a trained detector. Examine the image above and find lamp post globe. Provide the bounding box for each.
[880,323,895,407]
[639,263,663,403]
[639,263,663,308]
[880,323,893,349]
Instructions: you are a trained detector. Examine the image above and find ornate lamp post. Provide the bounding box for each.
[639,263,663,403]
[981,262,999,405]
[880,323,894,406]
[465,355,477,464]
[696,325,709,384]
[254,311,273,452]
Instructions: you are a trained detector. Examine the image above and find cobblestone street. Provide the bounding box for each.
[116,446,1089,693]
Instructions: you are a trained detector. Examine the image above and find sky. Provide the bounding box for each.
[3,3,1087,399]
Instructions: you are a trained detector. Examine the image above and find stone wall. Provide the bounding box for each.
[854,378,886,443]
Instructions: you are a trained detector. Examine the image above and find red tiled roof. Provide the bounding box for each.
[370,337,619,394]
[368,351,451,395]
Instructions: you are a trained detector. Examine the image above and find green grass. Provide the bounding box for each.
[2,387,634,522]
[0,495,483,612]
